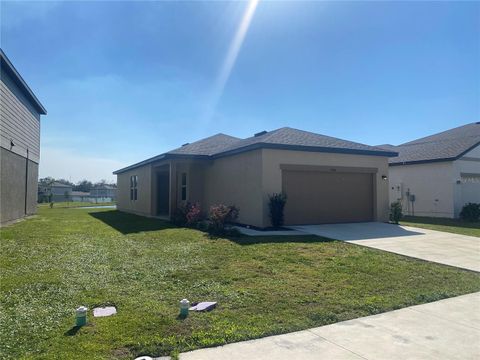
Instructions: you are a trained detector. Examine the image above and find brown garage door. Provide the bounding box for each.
[283,170,374,225]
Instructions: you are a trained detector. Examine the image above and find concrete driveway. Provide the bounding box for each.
[288,222,480,272]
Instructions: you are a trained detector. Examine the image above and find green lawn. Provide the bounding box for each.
[401,216,480,237]
[1,208,479,359]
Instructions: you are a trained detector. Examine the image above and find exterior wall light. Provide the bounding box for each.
[381,175,388,180]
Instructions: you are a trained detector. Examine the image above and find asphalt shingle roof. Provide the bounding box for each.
[382,122,480,165]
[217,127,392,155]
[168,133,241,156]
[114,127,396,174]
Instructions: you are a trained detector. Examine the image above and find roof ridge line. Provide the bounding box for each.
[400,133,480,147]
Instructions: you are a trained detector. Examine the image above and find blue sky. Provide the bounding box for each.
[2,1,479,182]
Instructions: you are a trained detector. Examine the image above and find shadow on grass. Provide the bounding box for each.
[208,233,335,245]
[402,215,480,229]
[64,326,82,336]
[89,210,175,234]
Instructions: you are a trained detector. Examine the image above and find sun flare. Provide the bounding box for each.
[204,0,260,122]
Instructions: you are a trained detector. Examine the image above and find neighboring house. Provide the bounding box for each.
[38,182,73,202]
[90,185,116,201]
[0,49,47,225]
[114,127,396,228]
[70,191,91,202]
[381,122,480,218]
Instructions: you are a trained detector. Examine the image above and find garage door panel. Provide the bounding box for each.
[283,171,373,225]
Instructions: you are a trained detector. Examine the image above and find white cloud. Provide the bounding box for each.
[39,147,126,183]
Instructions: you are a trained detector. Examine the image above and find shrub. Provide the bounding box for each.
[208,204,239,234]
[268,193,287,228]
[460,203,480,222]
[389,201,403,224]
[173,202,203,227]
[172,204,188,226]
[196,220,210,232]
[185,202,202,226]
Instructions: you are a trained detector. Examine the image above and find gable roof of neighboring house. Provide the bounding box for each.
[50,182,72,188]
[71,191,90,196]
[91,185,117,190]
[114,127,397,174]
[380,122,480,166]
[0,49,47,115]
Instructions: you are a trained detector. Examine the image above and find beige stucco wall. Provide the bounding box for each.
[117,160,209,218]
[261,149,390,227]
[388,162,454,218]
[203,150,263,227]
[116,149,391,227]
[453,145,480,216]
[173,161,207,208]
[116,164,153,217]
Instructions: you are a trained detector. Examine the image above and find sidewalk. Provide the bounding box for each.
[180,292,480,360]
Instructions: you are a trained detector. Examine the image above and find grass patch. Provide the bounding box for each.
[401,216,480,237]
[1,208,479,359]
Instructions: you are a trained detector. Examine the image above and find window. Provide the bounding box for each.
[130,175,138,201]
[181,173,187,201]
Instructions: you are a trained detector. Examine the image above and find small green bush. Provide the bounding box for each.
[389,201,403,224]
[268,193,287,228]
[459,203,480,222]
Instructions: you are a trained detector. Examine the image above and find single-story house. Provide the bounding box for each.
[1,49,47,225]
[380,122,480,218]
[114,127,396,228]
[90,184,116,201]
[70,191,91,202]
[38,181,72,202]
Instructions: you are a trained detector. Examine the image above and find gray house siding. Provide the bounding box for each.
[0,68,41,163]
[0,148,38,223]
[0,51,45,225]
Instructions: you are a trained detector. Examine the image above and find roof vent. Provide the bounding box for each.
[182,143,190,147]
[254,130,267,137]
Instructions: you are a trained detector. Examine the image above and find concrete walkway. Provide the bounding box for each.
[289,222,480,272]
[180,292,480,360]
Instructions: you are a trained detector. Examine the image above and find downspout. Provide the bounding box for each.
[24,148,29,215]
